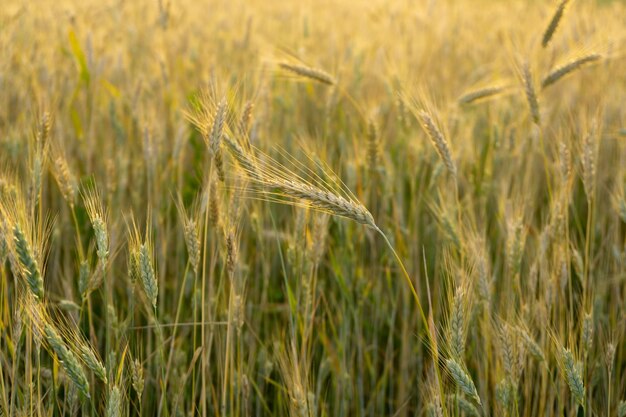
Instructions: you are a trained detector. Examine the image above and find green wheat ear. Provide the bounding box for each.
[446,358,481,405]
[13,224,44,299]
[44,323,90,399]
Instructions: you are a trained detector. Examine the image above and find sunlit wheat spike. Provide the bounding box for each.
[618,400,626,417]
[38,111,52,143]
[184,218,200,275]
[221,135,377,228]
[139,243,158,311]
[52,155,77,206]
[581,122,598,201]
[542,54,601,89]
[446,358,481,404]
[209,99,226,156]
[239,100,254,137]
[209,180,221,228]
[458,85,506,104]
[542,0,570,48]
[560,348,584,406]
[223,133,261,180]
[83,185,109,265]
[44,323,90,398]
[448,285,466,359]
[13,224,44,299]
[269,177,377,227]
[417,110,457,178]
[212,112,227,182]
[522,63,541,125]
[279,62,335,85]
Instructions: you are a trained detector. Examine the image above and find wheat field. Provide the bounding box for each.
[0,0,625,416]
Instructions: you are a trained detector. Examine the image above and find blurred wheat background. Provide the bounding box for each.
[0,0,625,416]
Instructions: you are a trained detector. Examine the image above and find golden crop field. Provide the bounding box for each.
[1,0,625,415]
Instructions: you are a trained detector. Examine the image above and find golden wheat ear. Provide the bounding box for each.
[542,0,570,48]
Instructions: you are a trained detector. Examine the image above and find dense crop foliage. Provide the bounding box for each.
[1,0,625,416]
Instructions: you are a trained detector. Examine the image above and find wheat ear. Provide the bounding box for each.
[458,85,506,104]
[44,323,91,398]
[542,0,570,47]
[542,54,601,89]
[279,62,335,85]
[446,358,481,405]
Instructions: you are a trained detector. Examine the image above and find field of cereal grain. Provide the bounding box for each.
[1,0,625,415]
